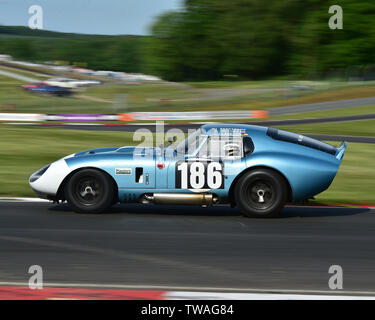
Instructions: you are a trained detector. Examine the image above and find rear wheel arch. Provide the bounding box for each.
[228,166,293,207]
[56,167,119,202]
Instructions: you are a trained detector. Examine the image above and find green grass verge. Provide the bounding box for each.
[312,142,375,205]
[0,125,373,205]
[0,126,135,196]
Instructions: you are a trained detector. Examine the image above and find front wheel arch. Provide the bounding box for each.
[228,166,293,207]
[56,167,119,203]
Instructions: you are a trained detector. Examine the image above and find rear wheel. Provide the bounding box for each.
[64,169,115,213]
[235,169,287,218]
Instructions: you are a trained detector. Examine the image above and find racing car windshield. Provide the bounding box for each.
[176,129,205,155]
[267,128,337,155]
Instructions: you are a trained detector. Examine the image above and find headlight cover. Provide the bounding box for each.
[29,164,51,183]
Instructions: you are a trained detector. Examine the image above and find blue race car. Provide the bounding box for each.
[29,124,347,218]
[27,84,72,97]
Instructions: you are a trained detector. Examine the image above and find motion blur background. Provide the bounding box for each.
[0,0,374,204]
[2,0,375,81]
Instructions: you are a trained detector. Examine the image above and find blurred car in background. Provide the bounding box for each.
[45,77,101,88]
[22,83,72,97]
[30,85,72,97]
[0,54,12,62]
[21,83,50,90]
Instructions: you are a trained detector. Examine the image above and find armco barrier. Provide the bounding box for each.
[46,114,119,121]
[129,110,268,121]
[0,110,268,122]
[0,113,46,122]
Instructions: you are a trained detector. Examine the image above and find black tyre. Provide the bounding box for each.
[64,169,115,213]
[234,169,287,218]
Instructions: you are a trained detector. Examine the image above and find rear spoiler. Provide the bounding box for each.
[336,142,348,161]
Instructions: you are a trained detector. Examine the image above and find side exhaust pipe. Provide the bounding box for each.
[142,193,219,207]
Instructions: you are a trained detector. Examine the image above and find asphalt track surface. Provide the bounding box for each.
[0,202,375,293]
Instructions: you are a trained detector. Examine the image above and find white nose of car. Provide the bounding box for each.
[29,159,71,199]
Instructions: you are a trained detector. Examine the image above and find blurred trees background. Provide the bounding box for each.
[148,0,375,80]
[1,0,375,81]
[0,27,144,73]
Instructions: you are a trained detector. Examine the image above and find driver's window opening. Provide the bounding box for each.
[224,142,241,157]
[197,136,243,159]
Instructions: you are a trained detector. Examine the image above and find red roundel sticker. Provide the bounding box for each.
[157,163,165,170]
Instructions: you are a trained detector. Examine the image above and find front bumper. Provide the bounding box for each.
[30,188,56,201]
[29,159,71,198]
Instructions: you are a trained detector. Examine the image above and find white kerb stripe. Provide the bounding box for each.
[165,291,375,300]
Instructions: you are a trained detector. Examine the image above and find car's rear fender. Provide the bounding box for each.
[243,151,341,201]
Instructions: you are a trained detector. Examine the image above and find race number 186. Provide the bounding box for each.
[176,161,224,189]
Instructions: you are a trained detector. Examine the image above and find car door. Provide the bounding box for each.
[167,135,244,192]
[207,136,245,191]
[165,134,213,190]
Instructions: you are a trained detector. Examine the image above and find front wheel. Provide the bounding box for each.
[64,169,115,213]
[234,169,287,218]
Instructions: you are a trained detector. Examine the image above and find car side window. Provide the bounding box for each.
[243,136,255,157]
